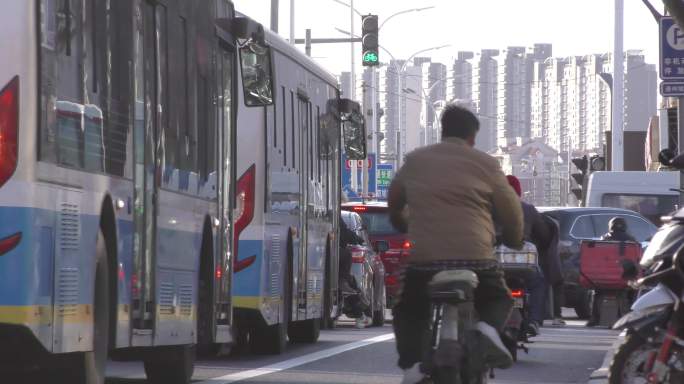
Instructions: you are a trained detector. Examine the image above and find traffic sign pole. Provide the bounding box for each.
[679,98,684,206]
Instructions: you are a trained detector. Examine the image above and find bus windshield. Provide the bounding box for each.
[601,194,679,226]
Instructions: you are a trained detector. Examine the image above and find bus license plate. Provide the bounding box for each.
[513,297,524,308]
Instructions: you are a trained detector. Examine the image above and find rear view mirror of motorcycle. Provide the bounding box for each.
[659,148,684,169]
[637,243,684,286]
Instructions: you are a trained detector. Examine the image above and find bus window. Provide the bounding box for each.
[239,40,273,106]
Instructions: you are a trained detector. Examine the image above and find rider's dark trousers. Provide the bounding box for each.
[392,264,513,369]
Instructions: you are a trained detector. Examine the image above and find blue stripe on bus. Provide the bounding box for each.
[231,240,264,297]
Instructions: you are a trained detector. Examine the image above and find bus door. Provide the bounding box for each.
[295,93,310,318]
[131,1,159,339]
[212,41,235,343]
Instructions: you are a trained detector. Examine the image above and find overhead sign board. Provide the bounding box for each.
[660,16,684,80]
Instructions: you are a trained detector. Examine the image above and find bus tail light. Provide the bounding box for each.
[233,165,256,273]
[0,232,21,256]
[0,76,19,188]
[350,246,365,263]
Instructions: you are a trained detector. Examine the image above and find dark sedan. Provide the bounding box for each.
[539,207,657,319]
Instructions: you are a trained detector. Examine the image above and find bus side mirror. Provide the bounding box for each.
[239,41,274,106]
[339,99,366,160]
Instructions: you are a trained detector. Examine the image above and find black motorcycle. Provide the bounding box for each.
[421,269,491,384]
[609,210,684,383]
[495,242,539,361]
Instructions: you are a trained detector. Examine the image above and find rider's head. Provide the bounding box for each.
[506,175,522,198]
[440,103,480,147]
[609,217,628,233]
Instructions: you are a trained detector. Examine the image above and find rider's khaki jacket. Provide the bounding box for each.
[390,137,523,263]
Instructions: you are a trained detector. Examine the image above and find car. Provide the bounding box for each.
[340,210,387,326]
[341,201,409,306]
[538,207,658,319]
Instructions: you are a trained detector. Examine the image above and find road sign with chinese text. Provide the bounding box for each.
[660,81,684,97]
[375,164,394,200]
[660,17,684,80]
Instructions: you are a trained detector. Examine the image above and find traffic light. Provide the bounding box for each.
[361,15,379,66]
[589,155,606,172]
[570,155,588,202]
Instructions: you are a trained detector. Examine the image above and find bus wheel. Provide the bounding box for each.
[288,318,321,343]
[143,345,195,384]
[250,320,288,355]
[59,231,110,384]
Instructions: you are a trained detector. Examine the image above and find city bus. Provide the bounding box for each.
[0,0,365,382]
[231,24,367,354]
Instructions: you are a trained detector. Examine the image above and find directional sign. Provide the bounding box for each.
[341,153,376,200]
[660,17,684,80]
[661,81,684,97]
[375,164,394,200]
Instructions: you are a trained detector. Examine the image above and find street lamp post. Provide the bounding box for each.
[332,1,436,197]
[394,45,450,169]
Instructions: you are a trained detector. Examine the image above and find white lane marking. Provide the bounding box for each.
[195,333,395,383]
[529,342,612,351]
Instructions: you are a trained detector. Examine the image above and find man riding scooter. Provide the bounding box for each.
[388,103,523,383]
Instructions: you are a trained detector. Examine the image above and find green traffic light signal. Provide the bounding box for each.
[363,51,379,64]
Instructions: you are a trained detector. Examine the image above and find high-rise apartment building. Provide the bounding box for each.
[473,49,499,152]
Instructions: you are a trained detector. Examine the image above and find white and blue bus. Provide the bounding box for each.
[0,0,356,383]
[0,0,365,381]
[231,26,367,353]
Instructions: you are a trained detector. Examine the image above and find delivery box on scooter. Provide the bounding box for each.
[579,240,641,290]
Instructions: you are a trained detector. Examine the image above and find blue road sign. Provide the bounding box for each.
[661,81,684,97]
[375,164,394,200]
[341,153,376,200]
[660,17,684,80]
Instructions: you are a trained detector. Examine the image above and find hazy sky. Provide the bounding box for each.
[233,0,663,77]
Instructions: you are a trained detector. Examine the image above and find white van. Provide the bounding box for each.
[585,171,679,225]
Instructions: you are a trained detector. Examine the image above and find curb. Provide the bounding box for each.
[587,330,626,384]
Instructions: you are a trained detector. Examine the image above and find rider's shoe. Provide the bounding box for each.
[355,314,369,329]
[527,321,540,337]
[551,318,566,327]
[475,321,514,369]
[400,364,425,384]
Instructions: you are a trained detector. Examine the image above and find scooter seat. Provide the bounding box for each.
[430,270,479,288]
[428,270,479,302]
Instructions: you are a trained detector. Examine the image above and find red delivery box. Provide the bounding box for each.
[579,240,641,290]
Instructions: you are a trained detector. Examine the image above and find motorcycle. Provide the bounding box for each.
[608,213,684,384]
[495,242,539,361]
[421,269,490,384]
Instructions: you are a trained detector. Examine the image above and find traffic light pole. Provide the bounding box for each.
[679,97,684,206]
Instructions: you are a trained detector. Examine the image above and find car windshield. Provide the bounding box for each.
[357,211,398,235]
[601,194,678,227]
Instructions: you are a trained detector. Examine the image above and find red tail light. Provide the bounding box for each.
[215,265,223,279]
[350,246,365,263]
[352,206,367,212]
[0,76,19,188]
[510,289,524,298]
[233,165,257,273]
[402,240,412,249]
[385,274,398,286]
[0,232,21,256]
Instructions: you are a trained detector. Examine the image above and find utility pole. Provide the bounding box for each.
[289,0,295,45]
[305,29,311,57]
[612,0,624,171]
[270,0,279,33]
